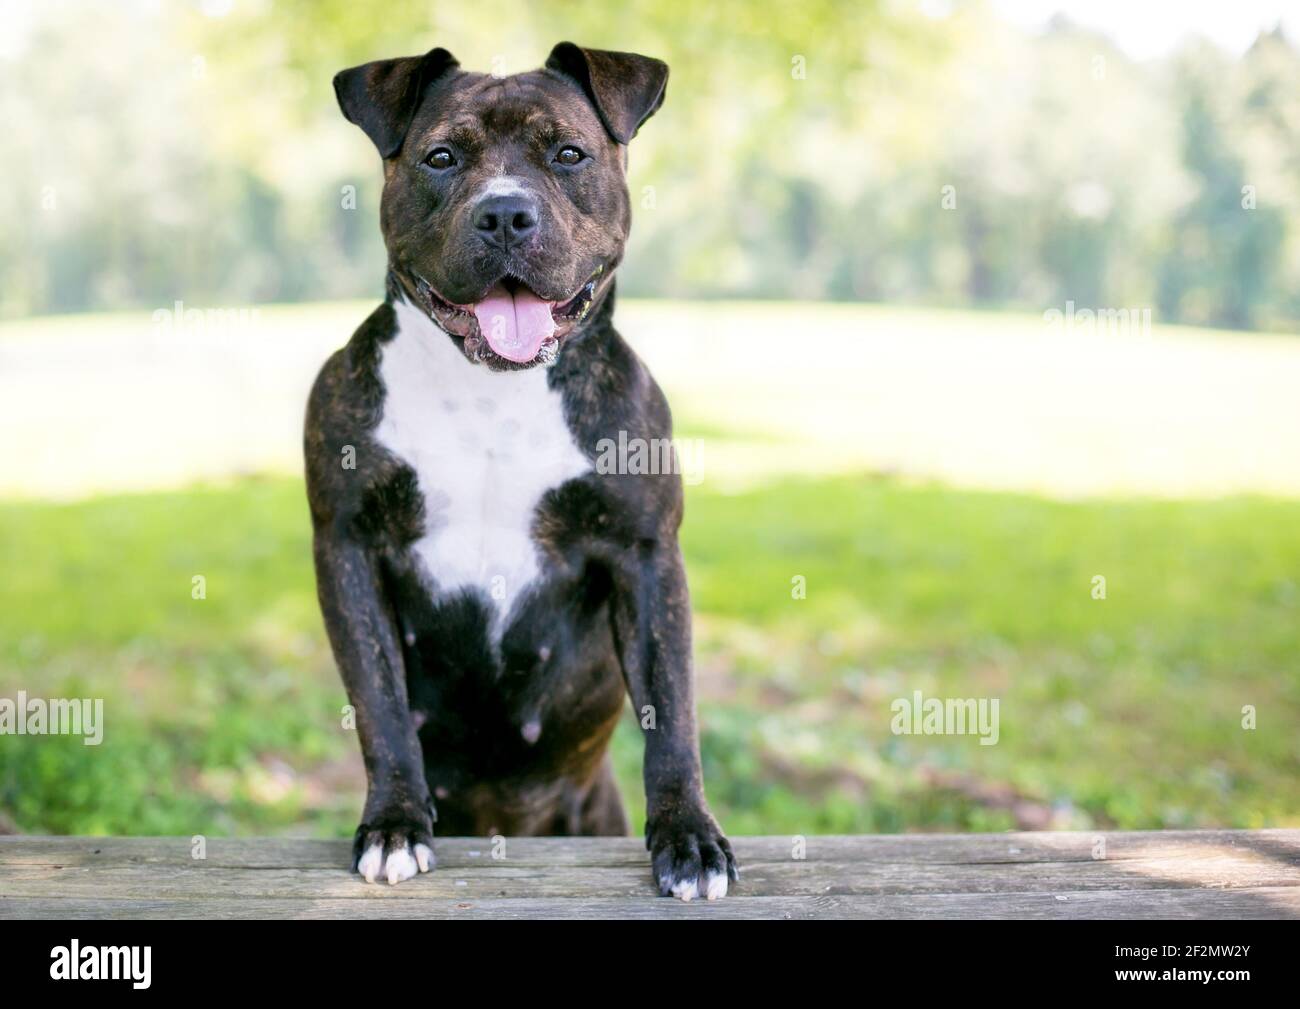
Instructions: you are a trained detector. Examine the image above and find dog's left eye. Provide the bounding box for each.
[426,148,456,170]
[554,146,586,167]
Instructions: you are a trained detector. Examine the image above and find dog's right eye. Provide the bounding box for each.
[554,146,586,167]
[425,148,456,170]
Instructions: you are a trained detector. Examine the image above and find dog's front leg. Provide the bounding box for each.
[313,531,435,885]
[613,539,739,900]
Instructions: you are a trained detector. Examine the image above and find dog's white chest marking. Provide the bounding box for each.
[375,298,591,624]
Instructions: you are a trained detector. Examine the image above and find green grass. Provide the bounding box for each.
[1,475,1297,838]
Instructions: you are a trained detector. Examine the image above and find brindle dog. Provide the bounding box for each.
[305,43,737,900]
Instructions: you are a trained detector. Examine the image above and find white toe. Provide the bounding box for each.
[385,845,418,885]
[357,844,383,884]
[704,871,728,900]
[414,843,434,873]
[670,877,699,902]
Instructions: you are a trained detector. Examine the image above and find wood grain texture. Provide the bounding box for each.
[2,831,1297,919]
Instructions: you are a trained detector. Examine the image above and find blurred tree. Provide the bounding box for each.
[2,1,1298,332]
[1159,44,1284,330]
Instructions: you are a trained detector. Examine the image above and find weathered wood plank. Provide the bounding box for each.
[3,886,1297,920]
[3,830,1294,867]
[1,831,1295,919]
[2,853,1296,900]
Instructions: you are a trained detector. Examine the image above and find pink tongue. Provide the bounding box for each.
[472,284,556,363]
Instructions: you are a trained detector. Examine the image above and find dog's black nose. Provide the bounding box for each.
[473,195,540,248]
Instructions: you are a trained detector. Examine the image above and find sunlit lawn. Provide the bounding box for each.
[2,474,1297,837]
[6,298,1300,500]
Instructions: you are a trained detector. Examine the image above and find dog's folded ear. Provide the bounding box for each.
[334,47,460,158]
[545,42,668,144]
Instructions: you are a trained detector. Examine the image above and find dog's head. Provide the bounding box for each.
[335,43,668,369]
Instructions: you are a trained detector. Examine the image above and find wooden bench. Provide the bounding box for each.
[2,830,1297,919]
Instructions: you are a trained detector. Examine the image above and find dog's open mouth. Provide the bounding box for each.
[414,269,603,365]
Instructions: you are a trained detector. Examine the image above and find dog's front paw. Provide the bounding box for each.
[352,806,435,886]
[646,805,739,901]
